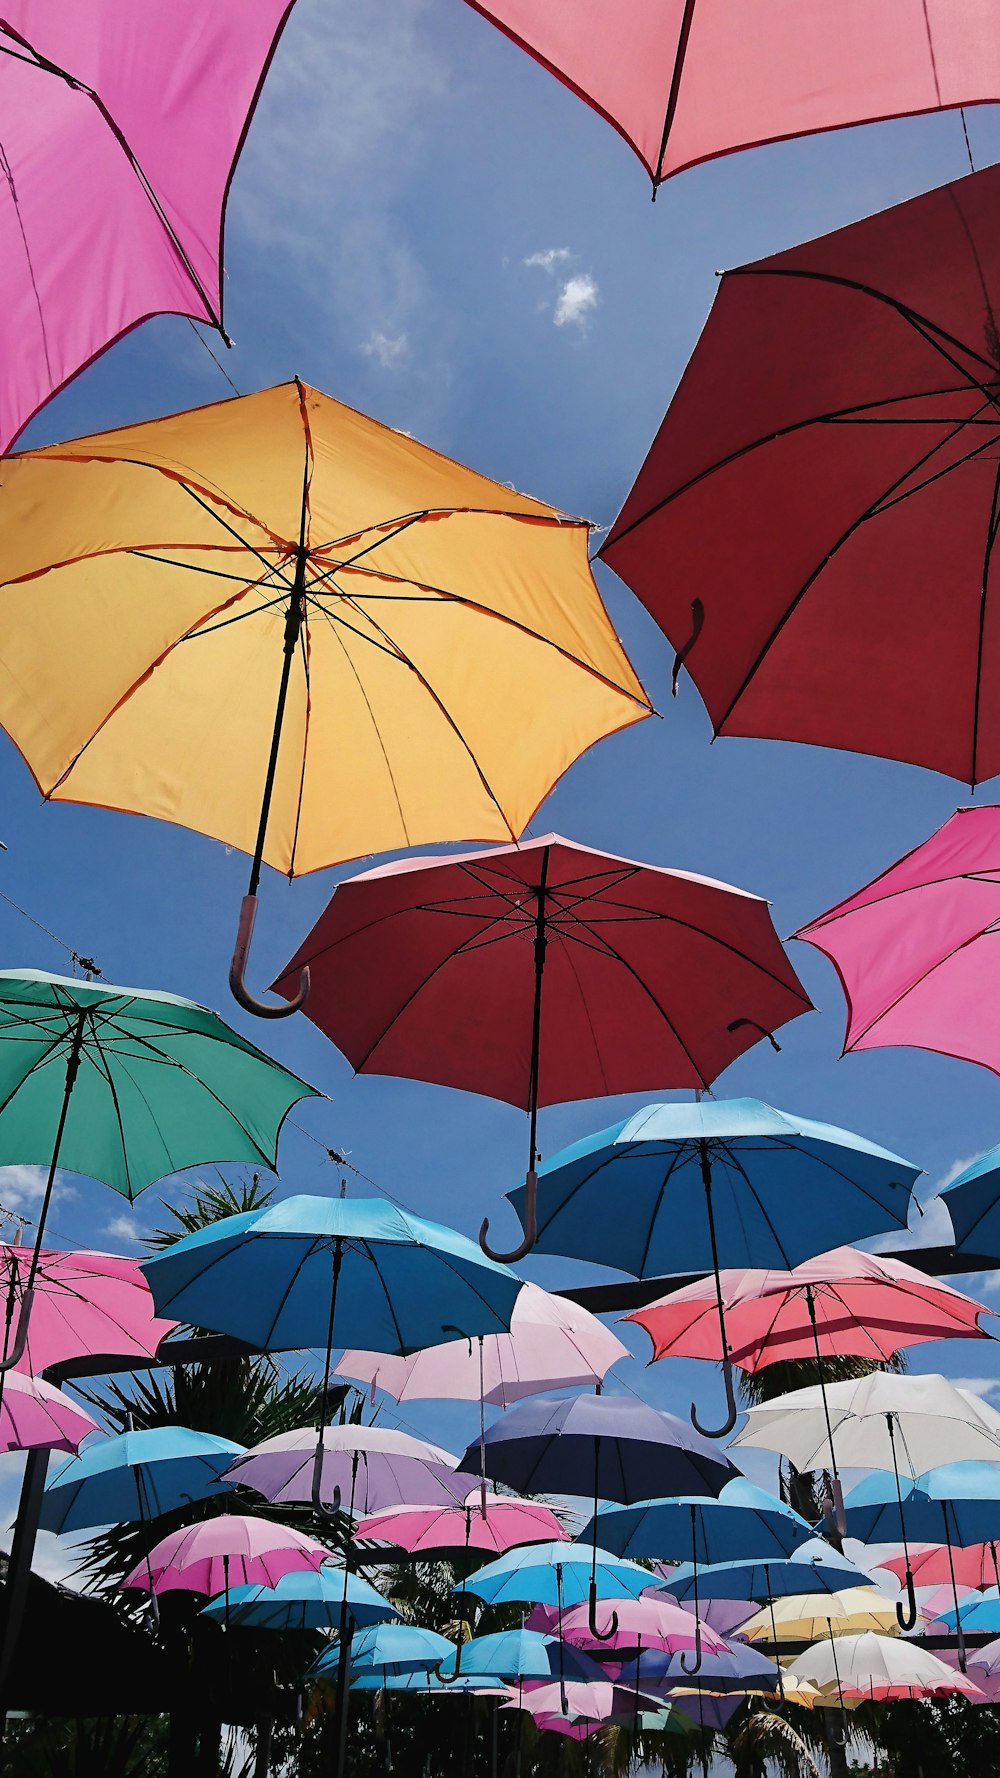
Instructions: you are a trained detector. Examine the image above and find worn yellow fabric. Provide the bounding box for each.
[741,1588,900,1648]
[0,381,649,873]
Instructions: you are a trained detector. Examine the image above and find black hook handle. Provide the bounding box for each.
[726,1017,781,1053]
[691,1352,738,1439]
[230,893,309,1020]
[671,597,704,695]
[679,1616,703,1676]
[480,1168,537,1264]
[0,1285,33,1374]
[435,1637,464,1685]
[310,1435,341,1522]
[895,1567,918,1632]
[587,1577,619,1644]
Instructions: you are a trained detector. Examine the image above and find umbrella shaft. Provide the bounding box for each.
[526,853,549,1170]
[25,1010,86,1290]
[247,552,307,899]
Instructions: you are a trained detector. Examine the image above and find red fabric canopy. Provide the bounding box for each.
[601,164,1000,785]
[465,0,1000,188]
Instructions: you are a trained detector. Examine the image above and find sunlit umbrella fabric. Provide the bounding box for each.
[582,1479,813,1563]
[201,1565,395,1630]
[459,1542,652,1609]
[734,1373,1000,1476]
[120,1513,329,1595]
[0,1241,175,1377]
[439,1629,606,1683]
[793,1630,981,1700]
[659,1540,868,1604]
[355,1493,566,1557]
[739,1588,901,1644]
[307,1624,453,1681]
[40,1425,243,1533]
[0,1370,98,1454]
[226,1425,476,1514]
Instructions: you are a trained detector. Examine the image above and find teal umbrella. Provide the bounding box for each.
[0,969,317,1364]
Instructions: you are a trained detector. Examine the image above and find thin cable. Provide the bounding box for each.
[960,107,976,175]
[286,1120,415,1214]
[186,318,242,397]
[0,886,101,977]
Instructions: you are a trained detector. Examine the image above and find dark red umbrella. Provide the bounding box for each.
[273,834,810,1259]
[601,164,1000,787]
[464,0,1000,194]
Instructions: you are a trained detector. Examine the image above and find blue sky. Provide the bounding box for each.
[5,0,1000,1586]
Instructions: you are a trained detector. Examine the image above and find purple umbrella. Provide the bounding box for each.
[226,1425,476,1515]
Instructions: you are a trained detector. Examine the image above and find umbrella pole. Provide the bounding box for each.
[332,1450,359,1778]
[437,1512,472,1682]
[556,1562,567,1718]
[764,1565,784,1702]
[478,1338,487,1518]
[311,1241,343,1520]
[229,492,311,1020]
[632,1632,642,1742]
[480,851,550,1262]
[224,1553,230,1632]
[992,1540,1000,1594]
[826,1616,847,1749]
[886,1415,918,1631]
[134,1465,160,1634]
[0,1009,86,1376]
[942,1503,967,1674]
[690,1141,737,1439]
[587,1435,618,1642]
[805,1285,845,1538]
[680,1504,703,1675]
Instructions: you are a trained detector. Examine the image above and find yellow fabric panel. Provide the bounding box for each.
[741,1589,900,1644]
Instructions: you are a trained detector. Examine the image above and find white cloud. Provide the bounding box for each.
[0,1164,75,1216]
[103,1212,145,1252]
[935,1152,986,1192]
[523,248,573,274]
[951,1376,1000,1402]
[361,330,409,369]
[553,273,600,331]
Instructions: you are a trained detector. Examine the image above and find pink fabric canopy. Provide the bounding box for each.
[797,806,1000,1074]
[464,1,1000,189]
[878,1543,1000,1593]
[355,1494,566,1557]
[121,1513,329,1596]
[0,1242,175,1376]
[0,1369,98,1454]
[0,1,294,450]
[626,1244,988,1371]
[533,1593,725,1657]
[337,1281,627,1406]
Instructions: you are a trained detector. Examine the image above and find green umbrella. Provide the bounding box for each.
[0,969,317,1363]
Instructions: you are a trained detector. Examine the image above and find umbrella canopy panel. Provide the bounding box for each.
[40,1426,244,1534]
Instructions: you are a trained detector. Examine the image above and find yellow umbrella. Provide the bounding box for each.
[0,381,649,1015]
[741,1587,901,1648]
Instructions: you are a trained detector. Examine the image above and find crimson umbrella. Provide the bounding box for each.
[463,1,1000,194]
[274,833,810,1261]
[0,1,294,451]
[601,164,1000,787]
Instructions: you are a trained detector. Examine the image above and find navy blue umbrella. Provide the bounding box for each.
[615,1639,777,1695]
[505,1098,917,1438]
[661,1540,868,1604]
[579,1479,813,1564]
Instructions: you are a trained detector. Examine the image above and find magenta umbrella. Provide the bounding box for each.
[0,1369,98,1454]
[0,1239,176,1376]
[0,1,294,450]
[121,1513,330,1598]
[355,1494,567,1560]
[795,807,1000,1075]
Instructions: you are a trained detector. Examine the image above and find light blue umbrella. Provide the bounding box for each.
[39,1426,243,1533]
[439,1628,605,1683]
[201,1566,396,1631]
[506,1097,918,1436]
[939,1146,1000,1256]
[579,1478,814,1564]
[939,1590,1000,1633]
[307,1623,453,1681]
[350,1669,504,1693]
[459,1541,652,1612]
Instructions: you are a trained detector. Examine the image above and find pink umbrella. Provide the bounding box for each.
[517,1679,659,1722]
[796,808,1000,1076]
[554,1594,726,1658]
[355,1493,567,1559]
[878,1543,1000,1593]
[121,1513,330,1596]
[0,1,295,450]
[338,1281,628,1407]
[0,1240,176,1376]
[224,1425,477,1516]
[463,1,1000,192]
[0,1369,98,1454]
[626,1245,989,1371]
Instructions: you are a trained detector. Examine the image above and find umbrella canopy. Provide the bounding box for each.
[337,1279,628,1407]
[462,1392,737,1503]
[40,1426,244,1534]
[581,1479,814,1564]
[844,1462,1000,1548]
[556,1594,724,1657]
[225,1425,475,1515]
[739,1589,901,1643]
[794,1631,980,1700]
[0,382,649,1016]
[798,806,1000,1082]
[878,1541,1000,1593]
[938,1590,1000,1632]
[440,1629,606,1683]
[458,1542,653,1609]
[201,1565,396,1631]
[307,1623,454,1680]
[517,1679,663,1722]
[355,1494,566,1559]
[463,2,1000,190]
[660,1541,869,1605]
[0,1242,175,1378]
[626,1244,988,1369]
[350,1669,504,1694]
[0,2,294,451]
[600,163,1000,788]
[0,1370,98,1455]
[940,1137,1000,1255]
[120,1513,329,1595]
[733,1373,1000,1477]
[141,1195,521,1353]
[615,1640,778,1696]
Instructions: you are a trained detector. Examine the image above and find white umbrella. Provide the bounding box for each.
[740,1588,900,1647]
[792,1631,981,1701]
[733,1372,1000,1477]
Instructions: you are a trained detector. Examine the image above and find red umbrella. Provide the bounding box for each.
[601,164,1000,786]
[274,833,810,1259]
[464,1,1000,193]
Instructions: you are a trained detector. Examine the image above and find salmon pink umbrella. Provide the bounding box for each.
[0,1369,98,1454]
[0,1,295,450]
[464,1,1000,193]
[601,164,1000,787]
[797,805,1000,1079]
[879,1542,1000,1594]
[355,1494,567,1560]
[275,833,811,1260]
[121,1513,329,1597]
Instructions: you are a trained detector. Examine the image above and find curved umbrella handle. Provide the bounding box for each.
[310,1438,340,1522]
[895,1567,918,1632]
[230,893,309,1020]
[587,1577,619,1644]
[691,1352,738,1440]
[0,1287,33,1374]
[434,1645,463,1685]
[671,597,704,695]
[679,1616,703,1677]
[480,1169,537,1264]
[726,1017,781,1053]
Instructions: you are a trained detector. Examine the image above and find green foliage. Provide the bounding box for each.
[1,1714,170,1777]
[876,1695,1000,1777]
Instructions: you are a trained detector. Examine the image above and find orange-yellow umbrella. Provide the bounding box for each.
[0,380,649,1015]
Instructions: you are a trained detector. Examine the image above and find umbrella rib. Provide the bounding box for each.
[636,1147,694,1277]
[971,459,1000,787]
[847,923,999,1049]
[713,1144,796,1267]
[859,412,1000,523]
[176,483,295,587]
[550,907,811,1006]
[305,602,413,845]
[77,1030,135,1200]
[286,605,313,881]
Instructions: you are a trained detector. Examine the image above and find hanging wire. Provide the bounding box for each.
[0,884,101,978]
[186,318,241,397]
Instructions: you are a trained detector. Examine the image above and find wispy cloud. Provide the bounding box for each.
[104,1212,145,1252]
[523,248,573,274]
[362,330,409,369]
[554,273,600,332]
[952,1376,1000,1402]
[0,1164,75,1215]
